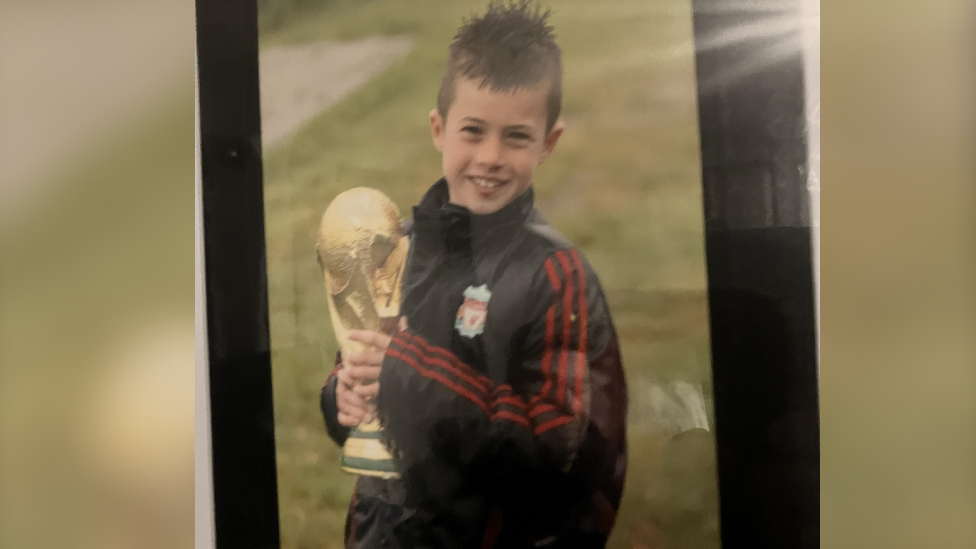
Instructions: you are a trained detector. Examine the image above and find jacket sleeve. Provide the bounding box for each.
[376,249,623,532]
[320,351,351,447]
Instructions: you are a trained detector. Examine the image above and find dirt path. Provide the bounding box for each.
[259,36,415,150]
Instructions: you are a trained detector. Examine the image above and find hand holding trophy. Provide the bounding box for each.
[315,187,408,478]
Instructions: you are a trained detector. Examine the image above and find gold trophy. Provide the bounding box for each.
[315,187,408,478]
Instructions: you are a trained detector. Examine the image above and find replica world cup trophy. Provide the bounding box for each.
[315,188,408,478]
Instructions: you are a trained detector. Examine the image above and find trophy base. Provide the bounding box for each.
[341,419,400,479]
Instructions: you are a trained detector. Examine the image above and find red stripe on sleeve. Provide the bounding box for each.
[410,334,493,392]
[556,250,575,407]
[480,507,504,549]
[531,259,561,407]
[529,403,556,418]
[389,345,531,427]
[491,385,530,410]
[570,249,588,415]
[387,348,490,415]
[393,336,490,397]
[490,410,530,427]
[534,414,575,435]
[491,383,516,395]
[494,396,529,410]
[544,258,561,293]
[533,303,558,405]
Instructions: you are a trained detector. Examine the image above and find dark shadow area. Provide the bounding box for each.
[197,0,280,547]
[692,0,820,547]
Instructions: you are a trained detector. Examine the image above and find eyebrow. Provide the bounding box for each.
[460,117,536,134]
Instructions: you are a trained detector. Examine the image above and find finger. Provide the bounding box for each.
[347,330,393,350]
[399,316,409,331]
[339,391,367,412]
[354,383,380,399]
[343,388,367,405]
[338,412,363,427]
[336,369,356,389]
[346,350,386,368]
[346,364,382,383]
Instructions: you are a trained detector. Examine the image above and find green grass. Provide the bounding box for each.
[260,2,718,548]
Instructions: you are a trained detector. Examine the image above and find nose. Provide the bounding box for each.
[474,135,503,168]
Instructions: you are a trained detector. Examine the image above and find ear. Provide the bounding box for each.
[538,120,565,164]
[429,108,445,152]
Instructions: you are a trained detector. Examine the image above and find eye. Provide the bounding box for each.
[461,125,483,135]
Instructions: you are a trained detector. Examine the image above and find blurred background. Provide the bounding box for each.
[256,1,719,548]
[0,1,194,548]
[822,1,976,548]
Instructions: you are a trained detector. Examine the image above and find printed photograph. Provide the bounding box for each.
[257,1,719,547]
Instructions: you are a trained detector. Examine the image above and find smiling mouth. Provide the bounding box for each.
[468,176,506,190]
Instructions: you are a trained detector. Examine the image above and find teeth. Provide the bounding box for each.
[472,177,499,188]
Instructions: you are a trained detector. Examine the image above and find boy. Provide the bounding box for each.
[320,2,627,547]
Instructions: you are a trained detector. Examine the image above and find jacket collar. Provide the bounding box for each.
[408,178,535,255]
[412,177,534,232]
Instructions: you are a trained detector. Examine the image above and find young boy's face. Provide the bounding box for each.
[430,78,564,215]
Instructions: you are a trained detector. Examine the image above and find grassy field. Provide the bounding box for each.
[259,1,719,548]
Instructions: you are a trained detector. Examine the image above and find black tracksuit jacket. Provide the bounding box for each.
[321,179,627,549]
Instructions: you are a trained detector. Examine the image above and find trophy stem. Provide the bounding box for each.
[340,418,400,479]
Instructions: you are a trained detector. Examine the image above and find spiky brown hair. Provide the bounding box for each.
[437,1,562,133]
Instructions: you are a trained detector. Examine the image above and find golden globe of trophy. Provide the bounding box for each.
[316,187,408,479]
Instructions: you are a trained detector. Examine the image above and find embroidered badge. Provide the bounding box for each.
[455,284,492,338]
